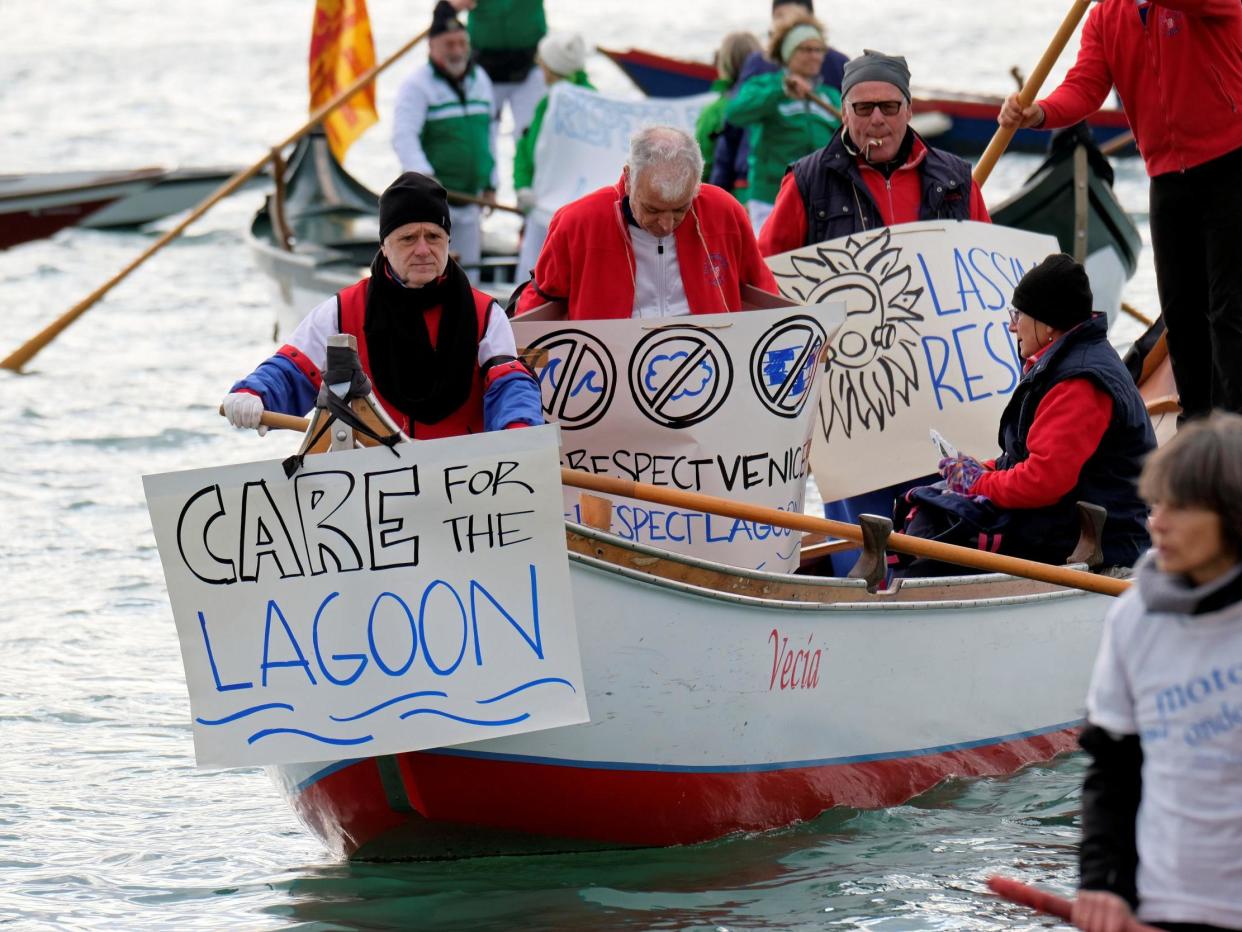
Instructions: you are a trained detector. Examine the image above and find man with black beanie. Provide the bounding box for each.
[222,171,542,440]
[902,253,1156,573]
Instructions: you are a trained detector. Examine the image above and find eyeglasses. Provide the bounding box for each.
[850,100,904,117]
[794,44,828,55]
[1007,307,1024,325]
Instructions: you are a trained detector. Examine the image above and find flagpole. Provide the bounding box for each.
[1,25,430,372]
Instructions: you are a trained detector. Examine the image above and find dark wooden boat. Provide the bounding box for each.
[599,46,1136,158]
[248,128,518,339]
[0,167,164,249]
[991,122,1142,322]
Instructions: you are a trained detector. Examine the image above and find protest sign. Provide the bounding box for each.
[530,83,714,222]
[143,425,587,768]
[765,221,1060,501]
[514,305,844,572]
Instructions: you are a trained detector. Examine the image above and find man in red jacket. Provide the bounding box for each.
[514,125,779,319]
[1000,0,1242,423]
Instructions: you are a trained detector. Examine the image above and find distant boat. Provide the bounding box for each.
[78,166,252,228]
[0,167,164,250]
[598,47,1137,158]
[991,122,1142,324]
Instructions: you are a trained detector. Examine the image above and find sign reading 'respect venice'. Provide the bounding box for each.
[514,304,844,573]
[765,221,1060,502]
[143,425,587,769]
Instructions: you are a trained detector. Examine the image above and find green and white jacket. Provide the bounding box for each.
[393,62,497,196]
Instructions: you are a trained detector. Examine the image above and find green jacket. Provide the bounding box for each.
[513,71,594,190]
[724,71,841,204]
[468,0,546,51]
[694,78,732,182]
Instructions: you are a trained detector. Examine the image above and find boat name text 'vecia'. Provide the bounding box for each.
[769,629,822,691]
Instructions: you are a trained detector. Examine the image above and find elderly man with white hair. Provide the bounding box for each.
[515,125,778,320]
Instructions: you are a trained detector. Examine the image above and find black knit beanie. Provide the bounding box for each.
[379,172,451,241]
[430,1,464,38]
[842,49,912,102]
[773,0,814,11]
[1011,253,1094,331]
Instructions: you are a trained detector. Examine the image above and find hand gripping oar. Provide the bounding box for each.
[973,0,1093,187]
[987,876,1160,931]
[225,406,1132,598]
[0,28,432,373]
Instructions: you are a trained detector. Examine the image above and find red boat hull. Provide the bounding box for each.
[277,724,1081,860]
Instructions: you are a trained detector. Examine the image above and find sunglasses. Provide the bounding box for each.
[849,100,904,117]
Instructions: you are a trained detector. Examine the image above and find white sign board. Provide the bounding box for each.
[143,425,587,768]
[531,83,715,222]
[514,304,843,573]
[765,221,1060,501]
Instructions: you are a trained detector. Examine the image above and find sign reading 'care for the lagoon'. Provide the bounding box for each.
[143,426,587,768]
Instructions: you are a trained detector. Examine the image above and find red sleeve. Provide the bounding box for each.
[758,173,808,258]
[1158,0,1239,14]
[969,182,990,223]
[517,208,571,315]
[730,196,779,296]
[1037,7,1116,129]
[970,377,1114,509]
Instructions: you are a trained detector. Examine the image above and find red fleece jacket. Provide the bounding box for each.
[969,343,1115,509]
[759,136,991,257]
[517,175,779,319]
[1038,0,1242,177]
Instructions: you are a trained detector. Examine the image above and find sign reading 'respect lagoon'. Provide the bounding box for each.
[143,425,587,768]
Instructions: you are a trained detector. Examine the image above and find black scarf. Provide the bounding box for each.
[362,252,478,424]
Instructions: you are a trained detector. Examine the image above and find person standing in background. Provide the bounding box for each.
[393,1,498,282]
[697,31,763,199]
[513,31,594,282]
[450,0,548,141]
[724,10,839,233]
[998,0,1242,424]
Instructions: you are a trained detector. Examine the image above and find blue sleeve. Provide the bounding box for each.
[821,49,849,92]
[709,123,743,189]
[483,370,544,431]
[231,354,320,416]
[737,50,776,85]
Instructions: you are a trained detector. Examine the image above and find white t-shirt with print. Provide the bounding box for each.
[1087,586,1242,928]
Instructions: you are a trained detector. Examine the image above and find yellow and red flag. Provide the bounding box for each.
[309,0,379,161]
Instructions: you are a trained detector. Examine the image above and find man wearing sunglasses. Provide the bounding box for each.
[757,49,989,257]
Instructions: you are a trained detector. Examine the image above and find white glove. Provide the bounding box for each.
[515,187,537,214]
[222,392,267,435]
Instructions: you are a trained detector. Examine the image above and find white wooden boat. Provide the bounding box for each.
[270,518,1107,860]
[0,167,164,249]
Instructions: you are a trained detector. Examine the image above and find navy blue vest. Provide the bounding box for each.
[790,130,974,245]
[994,314,1155,567]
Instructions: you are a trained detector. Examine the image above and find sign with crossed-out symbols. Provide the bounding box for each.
[514,303,843,573]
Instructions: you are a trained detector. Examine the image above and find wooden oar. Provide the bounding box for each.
[807,90,843,121]
[1100,129,1136,158]
[231,408,1130,594]
[0,29,432,373]
[560,469,1129,596]
[988,876,1160,931]
[1120,302,1154,328]
[231,409,1131,596]
[444,188,524,216]
[973,0,1093,187]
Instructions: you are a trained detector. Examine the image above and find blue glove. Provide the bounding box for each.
[938,454,985,495]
